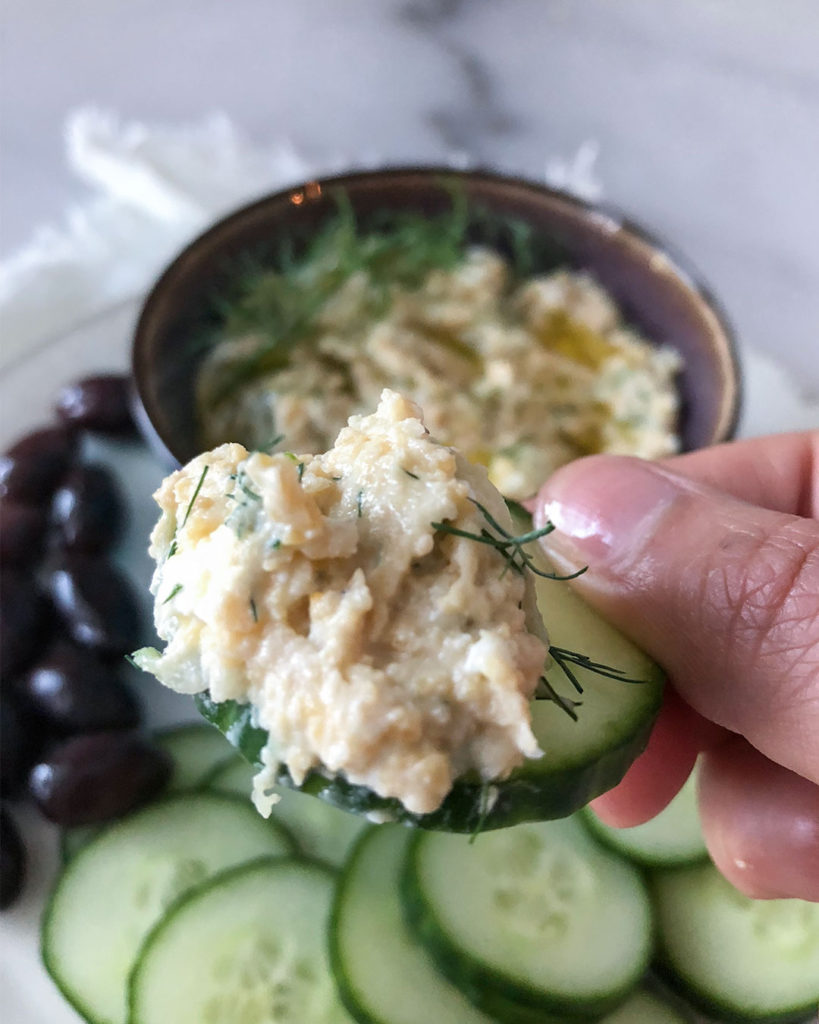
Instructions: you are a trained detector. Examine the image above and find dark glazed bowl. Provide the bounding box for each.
[131,167,740,467]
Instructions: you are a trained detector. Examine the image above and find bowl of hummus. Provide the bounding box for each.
[131,167,740,483]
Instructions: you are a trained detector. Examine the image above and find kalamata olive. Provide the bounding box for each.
[0,569,51,678]
[0,500,47,568]
[0,806,26,910]
[51,464,124,553]
[0,425,77,503]
[28,731,171,825]
[18,641,140,735]
[0,691,42,798]
[55,374,136,435]
[49,555,141,657]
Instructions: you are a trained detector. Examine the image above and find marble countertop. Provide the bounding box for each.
[1,0,818,389]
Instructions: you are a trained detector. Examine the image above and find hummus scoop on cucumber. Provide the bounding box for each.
[132,389,663,831]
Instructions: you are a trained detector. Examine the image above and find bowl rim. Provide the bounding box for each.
[131,164,741,464]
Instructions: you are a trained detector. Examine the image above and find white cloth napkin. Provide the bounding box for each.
[1,108,816,435]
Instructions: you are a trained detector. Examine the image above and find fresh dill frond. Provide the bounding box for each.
[402,467,420,480]
[198,186,556,406]
[181,465,209,528]
[162,583,183,605]
[432,499,586,581]
[535,673,582,721]
[549,646,649,686]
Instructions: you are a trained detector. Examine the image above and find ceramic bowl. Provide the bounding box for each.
[131,167,740,467]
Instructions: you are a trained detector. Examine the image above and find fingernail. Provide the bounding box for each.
[534,455,683,570]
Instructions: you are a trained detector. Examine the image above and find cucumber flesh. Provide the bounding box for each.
[60,723,236,861]
[42,792,294,1024]
[208,757,367,867]
[195,521,663,832]
[154,722,235,792]
[582,765,707,867]
[403,815,653,1019]
[129,858,353,1024]
[652,861,819,1023]
[331,826,498,1024]
[601,988,693,1023]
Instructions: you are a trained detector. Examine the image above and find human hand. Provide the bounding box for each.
[534,430,819,901]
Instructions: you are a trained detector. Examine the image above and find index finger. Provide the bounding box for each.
[663,430,818,517]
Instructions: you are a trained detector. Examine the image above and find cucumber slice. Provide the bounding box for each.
[60,824,99,862]
[331,826,499,1024]
[129,857,353,1024]
[581,766,707,867]
[195,522,663,832]
[42,792,294,1024]
[154,722,235,791]
[208,757,367,867]
[652,861,819,1023]
[60,723,236,862]
[403,816,653,1020]
[601,988,694,1023]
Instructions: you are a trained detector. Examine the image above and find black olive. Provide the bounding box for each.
[28,731,172,826]
[51,464,124,553]
[18,641,140,735]
[48,555,141,657]
[0,500,47,569]
[0,425,77,503]
[0,806,26,910]
[0,569,52,679]
[0,690,43,799]
[54,375,136,435]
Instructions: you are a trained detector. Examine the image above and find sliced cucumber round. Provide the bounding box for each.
[581,765,707,867]
[402,816,653,1020]
[208,756,367,868]
[195,535,663,832]
[652,861,819,1023]
[601,987,694,1023]
[331,825,499,1024]
[60,723,237,862]
[129,857,353,1024]
[42,792,294,1024]
[154,722,236,792]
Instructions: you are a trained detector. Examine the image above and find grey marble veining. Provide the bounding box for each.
[1,0,817,386]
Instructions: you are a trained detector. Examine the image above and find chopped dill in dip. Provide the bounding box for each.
[137,391,548,816]
[196,205,682,500]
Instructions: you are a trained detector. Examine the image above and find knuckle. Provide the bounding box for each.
[702,517,819,694]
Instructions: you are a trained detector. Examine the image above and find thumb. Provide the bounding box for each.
[534,454,819,786]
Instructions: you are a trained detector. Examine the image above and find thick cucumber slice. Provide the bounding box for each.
[601,988,694,1023]
[581,766,707,867]
[403,816,653,1020]
[154,722,235,791]
[195,520,663,832]
[61,723,236,862]
[129,857,353,1024]
[331,826,499,1024]
[652,861,819,1023]
[208,757,367,867]
[42,792,294,1024]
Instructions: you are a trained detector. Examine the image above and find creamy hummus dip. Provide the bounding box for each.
[139,391,548,815]
[198,250,682,500]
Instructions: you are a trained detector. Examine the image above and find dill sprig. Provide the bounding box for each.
[537,646,649,721]
[433,498,649,720]
[182,465,209,527]
[550,646,649,688]
[432,499,587,581]
[198,185,566,408]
